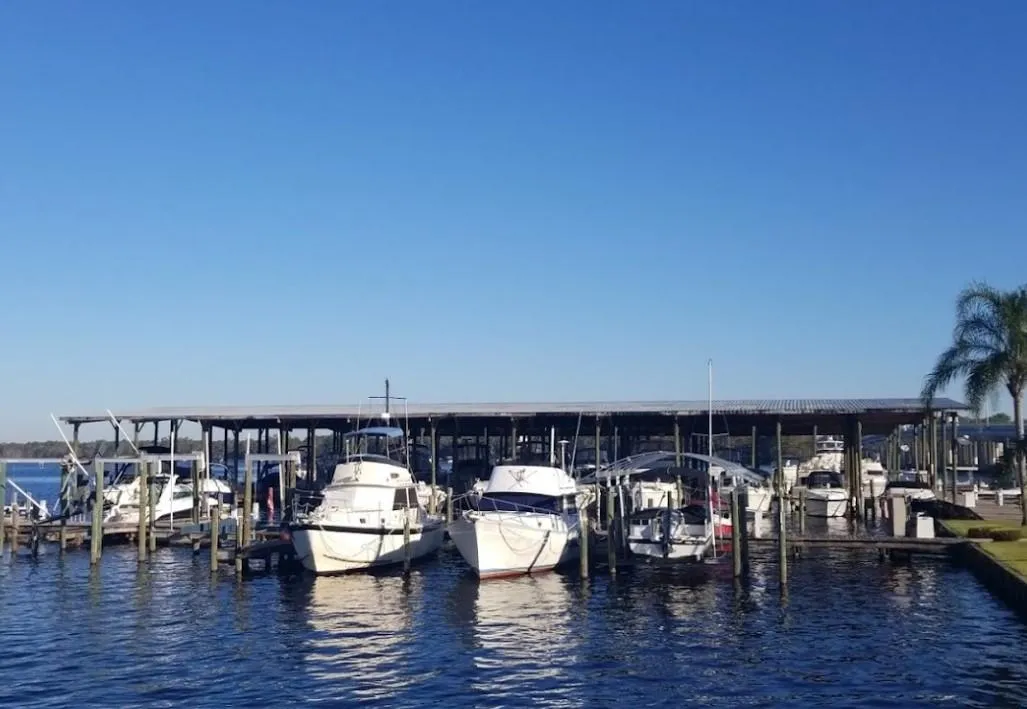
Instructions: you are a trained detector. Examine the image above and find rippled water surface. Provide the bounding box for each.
[2,540,1026,708]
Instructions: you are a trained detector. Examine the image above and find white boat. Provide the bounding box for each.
[861,458,888,498]
[448,462,581,579]
[626,504,714,561]
[288,426,445,574]
[104,472,230,524]
[883,479,936,501]
[805,470,848,518]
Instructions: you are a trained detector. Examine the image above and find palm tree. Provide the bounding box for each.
[921,282,1027,524]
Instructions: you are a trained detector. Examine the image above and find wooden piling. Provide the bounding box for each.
[429,419,438,514]
[210,501,220,573]
[855,419,865,521]
[10,493,19,555]
[237,453,253,574]
[138,459,149,562]
[0,460,6,551]
[579,505,589,578]
[775,419,787,587]
[402,509,412,574]
[58,461,68,552]
[606,482,617,573]
[446,487,454,524]
[798,487,807,535]
[949,412,959,504]
[90,459,104,564]
[148,475,157,553]
[730,488,742,578]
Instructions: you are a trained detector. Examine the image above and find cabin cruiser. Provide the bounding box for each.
[103,463,231,524]
[448,458,582,579]
[287,426,446,574]
[804,470,848,518]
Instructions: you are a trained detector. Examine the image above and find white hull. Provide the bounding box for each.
[628,538,710,561]
[626,513,713,562]
[448,511,579,579]
[291,519,445,574]
[807,491,848,518]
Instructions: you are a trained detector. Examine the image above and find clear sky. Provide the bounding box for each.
[2,1,1025,441]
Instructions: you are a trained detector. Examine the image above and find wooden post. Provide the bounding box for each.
[750,426,757,469]
[147,467,157,553]
[606,481,616,573]
[402,507,412,573]
[138,458,149,562]
[446,487,454,524]
[90,459,104,565]
[731,488,742,577]
[929,413,938,490]
[242,453,253,548]
[210,502,220,573]
[58,460,68,552]
[429,418,438,513]
[0,460,6,551]
[674,417,682,466]
[855,419,865,521]
[776,419,787,587]
[579,505,589,578]
[798,487,807,535]
[11,492,19,554]
[950,412,959,504]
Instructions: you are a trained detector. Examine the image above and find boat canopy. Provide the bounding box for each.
[345,426,406,439]
[580,450,769,486]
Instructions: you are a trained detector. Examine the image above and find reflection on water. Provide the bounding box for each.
[1,544,1027,708]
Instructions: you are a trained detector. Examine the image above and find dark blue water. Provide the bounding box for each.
[2,539,1026,708]
[4,463,1027,707]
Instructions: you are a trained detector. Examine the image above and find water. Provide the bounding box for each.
[2,536,1026,709]
[4,463,1027,707]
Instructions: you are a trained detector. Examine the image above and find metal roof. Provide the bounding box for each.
[59,397,968,425]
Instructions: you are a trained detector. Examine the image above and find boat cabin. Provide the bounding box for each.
[806,470,845,489]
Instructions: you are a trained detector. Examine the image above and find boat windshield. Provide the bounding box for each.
[343,427,408,466]
[473,492,560,514]
[806,471,844,488]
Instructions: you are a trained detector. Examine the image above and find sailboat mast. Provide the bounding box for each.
[707,359,716,554]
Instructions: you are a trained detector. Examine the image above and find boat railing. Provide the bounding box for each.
[452,493,567,517]
[290,491,424,526]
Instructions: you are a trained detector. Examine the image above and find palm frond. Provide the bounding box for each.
[964,351,1009,411]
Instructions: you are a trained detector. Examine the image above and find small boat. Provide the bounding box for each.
[805,470,848,518]
[287,426,446,574]
[861,458,888,498]
[104,471,231,524]
[883,479,936,501]
[448,460,581,579]
[627,503,714,561]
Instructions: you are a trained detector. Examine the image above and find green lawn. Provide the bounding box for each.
[941,520,1027,578]
[943,519,1022,537]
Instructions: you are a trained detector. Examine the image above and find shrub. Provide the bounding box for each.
[989,529,1023,542]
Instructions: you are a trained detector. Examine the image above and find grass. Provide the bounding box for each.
[943,519,1021,537]
[941,519,1027,578]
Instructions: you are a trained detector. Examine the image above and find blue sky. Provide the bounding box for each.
[2,1,1025,440]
